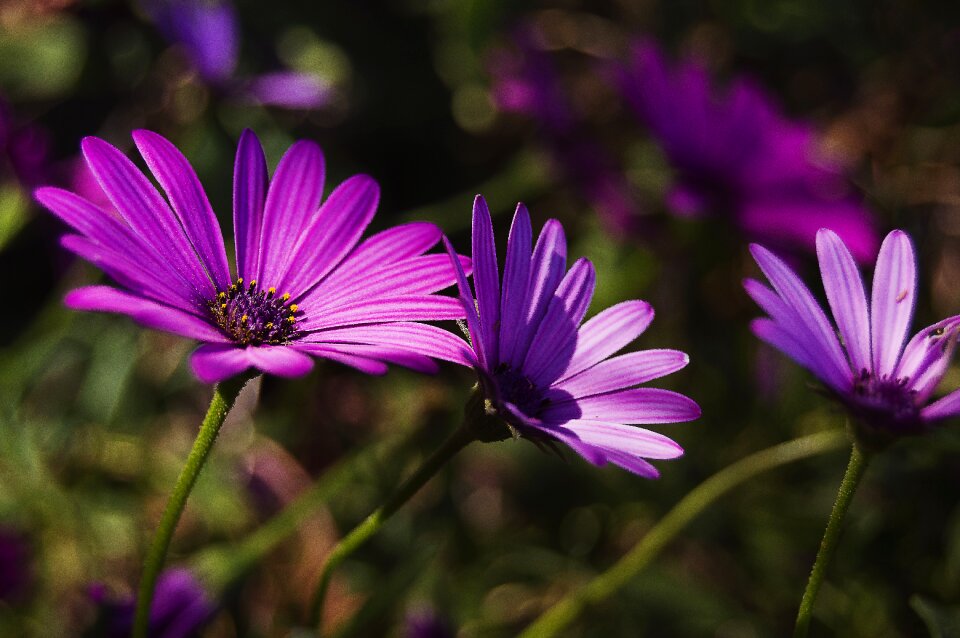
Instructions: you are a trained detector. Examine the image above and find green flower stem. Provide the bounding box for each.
[519,429,848,638]
[132,374,252,638]
[308,423,477,632]
[793,443,869,638]
[192,429,411,590]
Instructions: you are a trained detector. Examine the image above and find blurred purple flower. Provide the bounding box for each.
[405,608,455,638]
[140,0,330,109]
[746,228,960,442]
[488,28,641,232]
[617,40,878,261]
[444,196,699,477]
[36,129,471,383]
[91,568,214,638]
[0,527,31,603]
[0,98,53,189]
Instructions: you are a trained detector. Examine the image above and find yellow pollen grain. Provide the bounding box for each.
[268,287,276,295]
[286,316,295,323]
[266,322,273,329]
[281,293,290,302]
[220,303,227,310]
[240,314,248,323]
[289,304,298,313]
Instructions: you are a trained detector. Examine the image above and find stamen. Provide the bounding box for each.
[208,280,301,346]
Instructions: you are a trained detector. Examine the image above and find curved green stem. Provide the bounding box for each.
[793,443,869,638]
[308,424,477,632]
[132,374,251,638]
[519,429,848,638]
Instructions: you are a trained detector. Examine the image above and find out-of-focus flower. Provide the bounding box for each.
[90,568,214,638]
[488,26,641,232]
[36,129,471,383]
[0,98,53,189]
[617,40,878,261]
[405,607,455,638]
[746,228,960,444]
[0,527,31,603]
[140,0,331,109]
[444,196,699,477]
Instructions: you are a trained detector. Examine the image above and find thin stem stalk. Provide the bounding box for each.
[793,443,869,638]
[308,424,476,632]
[132,375,251,638]
[520,429,848,638]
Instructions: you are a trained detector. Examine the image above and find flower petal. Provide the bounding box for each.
[471,195,501,368]
[190,344,252,383]
[895,316,960,403]
[508,219,567,368]
[306,322,473,367]
[133,129,232,290]
[65,285,226,343]
[280,174,379,295]
[921,388,960,422]
[749,243,851,391]
[81,136,214,298]
[442,234,487,368]
[293,344,389,375]
[547,420,684,459]
[816,228,871,375]
[232,129,268,281]
[523,258,596,385]
[245,346,314,378]
[557,300,654,381]
[542,388,700,425]
[498,204,533,366]
[870,230,917,376]
[256,140,325,285]
[323,222,442,286]
[552,349,689,399]
[750,317,818,374]
[299,295,466,331]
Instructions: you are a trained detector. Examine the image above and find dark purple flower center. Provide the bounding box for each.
[850,369,919,427]
[208,278,301,346]
[493,364,546,417]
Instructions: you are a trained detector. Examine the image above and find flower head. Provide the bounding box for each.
[746,228,960,443]
[90,568,213,638]
[444,196,699,478]
[37,129,470,383]
[616,40,877,261]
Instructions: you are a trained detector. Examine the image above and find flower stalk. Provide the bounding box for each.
[132,373,252,638]
[308,423,477,632]
[793,443,870,638]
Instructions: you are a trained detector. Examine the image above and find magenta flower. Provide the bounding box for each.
[36,129,470,383]
[91,568,214,638]
[444,196,699,477]
[745,228,960,439]
[616,40,878,261]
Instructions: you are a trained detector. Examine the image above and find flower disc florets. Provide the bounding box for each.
[492,363,547,418]
[208,278,300,346]
[849,370,920,430]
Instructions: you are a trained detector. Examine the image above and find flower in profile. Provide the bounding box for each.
[140,0,331,109]
[488,25,641,233]
[745,228,960,444]
[616,40,878,261]
[90,568,214,638]
[36,129,470,383]
[444,196,699,477]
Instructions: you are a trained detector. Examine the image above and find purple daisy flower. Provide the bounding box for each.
[745,228,960,441]
[443,196,700,478]
[36,129,470,383]
[91,568,214,638]
[616,40,878,261]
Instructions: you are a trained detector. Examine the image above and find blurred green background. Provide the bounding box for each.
[2,1,960,636]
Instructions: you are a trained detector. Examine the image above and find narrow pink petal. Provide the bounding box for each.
[133,129,232,290]
[232,129,268,280]
[921,388,960,421]
[816,228,871,375]
[552,349,689,399]
[471,195,501,368]
[65,285,227,343]
[306,322,473,367]
[870,230,917,376]
[556,300,654,381]
[294,344,389,375]
[299,295,465,331]
[508,219,567,368]
[81,136,214,298]
[749,243,852,391]
[256,140,325,285]
[542,388,700,425]
[498,204,533,366]
[321,222,442,287]
[523,258,596,385]
[245,346,314,378]
[895,316,960,402]
[750,318,819,377]
[190,344,252,384]
[551,420,684,459]
[442,235,487,368]
[279,175,379,294]
[296,343,437,374]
